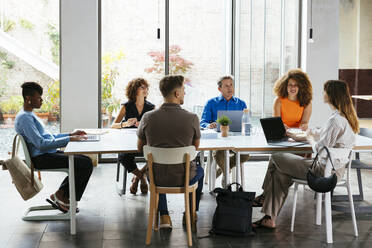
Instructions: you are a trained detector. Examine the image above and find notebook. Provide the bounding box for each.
[260,117,306,147]
[217,110,243,132]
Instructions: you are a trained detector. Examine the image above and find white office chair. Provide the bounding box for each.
[17,135,70,221]
[144,145,198,247]
[290,149,358,243]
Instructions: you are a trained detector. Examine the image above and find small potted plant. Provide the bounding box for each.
[217,115,231,137]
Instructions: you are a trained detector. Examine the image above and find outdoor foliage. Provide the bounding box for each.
[102,50,125,115]
[35,80,60,117]
[19,18,35,30]
[217,115,231,126]
[0,77,7,99]
[145,45,193,84]
[0,17,16,32]
[46,23,59,64]
[0,96,23,114]
[0,51,15,69]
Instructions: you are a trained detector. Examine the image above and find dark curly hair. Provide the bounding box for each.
[125,78,149,102]
[273,69,313,107]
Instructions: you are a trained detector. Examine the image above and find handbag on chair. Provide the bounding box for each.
[306,146,337,193]
[4,134,43,200]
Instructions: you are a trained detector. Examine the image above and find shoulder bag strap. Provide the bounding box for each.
[322,146,336,171]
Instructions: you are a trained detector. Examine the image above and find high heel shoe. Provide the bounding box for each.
[130,176,140,195]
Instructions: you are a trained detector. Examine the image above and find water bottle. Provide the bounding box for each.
[241,108,251,136]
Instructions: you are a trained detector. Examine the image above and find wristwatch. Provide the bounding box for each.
[121,122,125,128]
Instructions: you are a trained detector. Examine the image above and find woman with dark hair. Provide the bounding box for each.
[273,69,313,130]
[253,80,359,229]
[111,78,155,194]
[15,82,93,213]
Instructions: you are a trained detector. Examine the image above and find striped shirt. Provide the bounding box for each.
[313,110,356,152]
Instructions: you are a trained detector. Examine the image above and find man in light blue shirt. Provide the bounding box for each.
[200,76,250,186]
[200,75,247,129]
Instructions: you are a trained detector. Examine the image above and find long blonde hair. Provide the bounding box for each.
[324,80,359,133]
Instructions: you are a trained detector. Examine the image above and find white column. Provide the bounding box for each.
[60,0,99,132]
[303,0,339,128]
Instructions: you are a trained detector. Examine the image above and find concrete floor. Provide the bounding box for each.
[1,154,372,248]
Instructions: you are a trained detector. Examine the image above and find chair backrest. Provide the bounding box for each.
[323,148,352,179]
[359,128,372,139]
[17,135,33,169]
[144,145,197,188]
[143,145,196,164]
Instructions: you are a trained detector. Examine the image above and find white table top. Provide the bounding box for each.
[64,129,372,155]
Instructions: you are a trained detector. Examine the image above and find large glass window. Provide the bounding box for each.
[101,0,165,128]
[169,0,226,116]
[237,0,299,118]
[0,0,60,159]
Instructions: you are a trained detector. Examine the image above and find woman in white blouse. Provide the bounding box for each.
[252,80,359,229]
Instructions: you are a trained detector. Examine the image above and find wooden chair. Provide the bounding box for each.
[144,145,198,247]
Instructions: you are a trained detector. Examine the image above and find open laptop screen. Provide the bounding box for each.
[260,117,286,141]
[217,110,243,132]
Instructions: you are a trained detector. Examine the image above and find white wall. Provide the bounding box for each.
[60,0,99,132]
[304,0,339,127]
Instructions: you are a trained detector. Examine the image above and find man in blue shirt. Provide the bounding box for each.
[15,82,93,213]
[200,76,250,186]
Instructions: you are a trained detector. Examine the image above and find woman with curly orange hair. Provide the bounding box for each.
[111,78,155,194]
[273,69,313,131]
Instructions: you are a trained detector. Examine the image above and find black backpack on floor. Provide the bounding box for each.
[211,183,255,236]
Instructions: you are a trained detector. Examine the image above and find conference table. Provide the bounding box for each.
[352,95,372,101]
[64,128,372,235]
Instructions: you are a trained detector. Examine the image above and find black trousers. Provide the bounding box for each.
[32,151,93,201]
[118,152,143,173]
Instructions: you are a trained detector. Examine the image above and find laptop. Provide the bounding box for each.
[260,117,306,146]
[217,110,243,132]
[77,134,100,142]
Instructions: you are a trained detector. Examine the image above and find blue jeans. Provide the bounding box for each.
[159,165,204,215]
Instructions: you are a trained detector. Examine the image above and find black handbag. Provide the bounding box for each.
[210,183,255,236]
[306,146,338,193]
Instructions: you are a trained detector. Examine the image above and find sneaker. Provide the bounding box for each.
[159,214,172,229]
[182,212,198,226]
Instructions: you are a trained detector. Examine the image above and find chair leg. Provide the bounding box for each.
[241,154,245,190]
[235,151,241,185]
[346,182,358,237]
[184,191,192,246]
[146,191,156,245]
[208,151,213,191]
[325,192,333,244]
[122,167,127,195]
[116,161,120,182]
[316,193,322,225]
[154,193,159,231]
[290,183,299,232]
[192,190,197,232]
[210,158,216,192]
